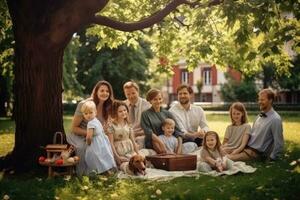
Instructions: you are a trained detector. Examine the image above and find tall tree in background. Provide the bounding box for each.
[76,31,152,99]
[221,73,258,102]
[63,37,84,100]
[258,55,300,91]
[277,55,300,92]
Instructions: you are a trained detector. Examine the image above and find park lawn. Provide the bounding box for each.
[0,113,300,200]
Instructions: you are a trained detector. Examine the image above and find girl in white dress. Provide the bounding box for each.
[107,100,139,166]
[83,101,116,174]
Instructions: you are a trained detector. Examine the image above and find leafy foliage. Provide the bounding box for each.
[258,55,300,91]
[277,55,300,91]
[221,73,258,102]
[0,1,14,116]
[89,0,300,76]
[76,31,153,99]
[252,53,300,94]
[63,38,84,101]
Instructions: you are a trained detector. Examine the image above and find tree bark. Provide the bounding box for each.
[11,37,65,168]
[4,0,69,170]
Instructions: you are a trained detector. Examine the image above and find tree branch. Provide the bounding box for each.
[174,16,190,27]
[91,0,222,32]
[185,0,224,8]
[48,0,110,47]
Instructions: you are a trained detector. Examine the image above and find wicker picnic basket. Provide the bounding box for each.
[39,132,79,177]
[45,132,68,156]
[146,154,197,171]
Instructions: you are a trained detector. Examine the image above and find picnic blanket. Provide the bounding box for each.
[198,161,256,176]
[117,149,256,180]
[117,161,256,180]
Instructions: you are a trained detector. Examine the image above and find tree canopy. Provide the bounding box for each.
[87,0,299,75]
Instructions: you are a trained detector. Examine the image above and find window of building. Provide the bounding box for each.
[181,70,189,83]
[203,68,211,85]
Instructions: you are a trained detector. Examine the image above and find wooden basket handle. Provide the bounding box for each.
[53,132,64,144]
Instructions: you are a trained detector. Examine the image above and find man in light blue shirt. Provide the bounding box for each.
[229,89,284,161]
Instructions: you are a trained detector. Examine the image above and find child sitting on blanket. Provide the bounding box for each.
[199,131,233,172]
[222,102,251,155]
[159,118,183,154]
[159,118,197,154]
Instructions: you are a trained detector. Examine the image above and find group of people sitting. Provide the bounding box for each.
[67,80,284,176]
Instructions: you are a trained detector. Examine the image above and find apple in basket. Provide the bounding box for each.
[38,156,46,162]
[55,159,64,165]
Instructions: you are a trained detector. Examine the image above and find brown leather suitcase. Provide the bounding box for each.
[146,154,197,171]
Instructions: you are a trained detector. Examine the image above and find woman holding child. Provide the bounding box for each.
[140,88,184,154]
[67,80,114,175]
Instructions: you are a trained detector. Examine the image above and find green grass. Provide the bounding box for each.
[0,116,73,156]
[1,113,300,200]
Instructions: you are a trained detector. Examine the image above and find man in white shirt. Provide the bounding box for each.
[169,84,209,146]
[123,81,151,148]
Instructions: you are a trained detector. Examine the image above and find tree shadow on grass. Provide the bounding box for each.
[0,165,69,200]
[0,118,15,135]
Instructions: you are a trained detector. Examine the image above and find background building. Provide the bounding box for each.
[161,61,241,104]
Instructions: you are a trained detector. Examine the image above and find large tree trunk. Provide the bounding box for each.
[2,0,107,171]
[2,0,75,171]
[11,37,65,169]
[3,0,67,170]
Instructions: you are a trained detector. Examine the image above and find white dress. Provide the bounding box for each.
[85,118,116,174]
